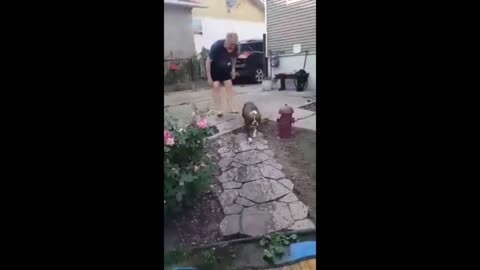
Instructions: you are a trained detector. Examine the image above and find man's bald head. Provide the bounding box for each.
[224,32,238,53]
[226,32,238,43]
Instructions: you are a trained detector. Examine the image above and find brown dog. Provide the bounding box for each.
[242,102,261,143]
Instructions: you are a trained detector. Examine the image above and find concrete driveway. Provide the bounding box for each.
[164,84,316,136]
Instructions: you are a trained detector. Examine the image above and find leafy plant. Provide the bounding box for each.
[164,56,207,85]
[164,107,218,216]
[164,63,191,85]
[200,47,209,60]
[259,233,299,263]
[202,248,216,264]
[164,249,190,266]
[191,57,203,81]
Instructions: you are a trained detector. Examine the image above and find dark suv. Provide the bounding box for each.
[234,39,264,83]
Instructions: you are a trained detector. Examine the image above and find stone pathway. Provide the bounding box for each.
[215,132,315,237]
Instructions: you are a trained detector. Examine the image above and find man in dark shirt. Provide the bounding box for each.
[206,33,239,116]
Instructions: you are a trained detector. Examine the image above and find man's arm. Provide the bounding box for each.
[230,45,238,79]
[231,56,236,74]
[205,57,212,81]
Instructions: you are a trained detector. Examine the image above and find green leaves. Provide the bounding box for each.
[274,246,286,256]
[164,114,215,217]
[176,191,183,202]
[259,238,267,247]
[181,173,195,183]
[263,249,273,261]
[259,233,301,264]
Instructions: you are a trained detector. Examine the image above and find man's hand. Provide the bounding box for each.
[231,70,236,80]
[207,76,213,86]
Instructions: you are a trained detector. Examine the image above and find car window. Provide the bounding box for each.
[238,42,264,53]
[251,43,263,52]
[238,44,254,53]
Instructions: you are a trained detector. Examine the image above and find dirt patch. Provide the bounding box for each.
[163,141,231,252]
[165,245,236,270]
[164,191,224,250]
[259,120,317,222]
[299,102,316,112]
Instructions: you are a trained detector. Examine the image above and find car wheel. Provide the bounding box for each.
[253,68,264,83]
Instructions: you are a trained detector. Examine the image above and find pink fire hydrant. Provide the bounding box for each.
[277,104,295,139]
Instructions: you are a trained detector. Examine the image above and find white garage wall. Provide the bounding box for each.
[193,17,266,53]
[164,5,196,59]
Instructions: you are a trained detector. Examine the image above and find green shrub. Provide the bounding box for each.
[164,110,218,216]
[191,58,202,81]
[164,63,190,85]
[165,57,203,85]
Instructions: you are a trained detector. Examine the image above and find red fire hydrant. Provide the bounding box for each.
[277,104,295,139]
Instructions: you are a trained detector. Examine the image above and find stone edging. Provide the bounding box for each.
[188,228,316,251]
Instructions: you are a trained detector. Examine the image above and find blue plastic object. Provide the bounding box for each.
[273,241,316,265]
[289,241,316,261]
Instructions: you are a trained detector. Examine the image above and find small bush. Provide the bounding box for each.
[164,56,207,85]
[164,108,218,216]
[164,63,190,85]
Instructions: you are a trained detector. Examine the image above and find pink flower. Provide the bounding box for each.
[164,130,170,142]
[164,130,175,146]
[166,137,175,146]
[196,118,208,129]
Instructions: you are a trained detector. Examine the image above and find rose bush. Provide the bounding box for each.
[164,109,218,216]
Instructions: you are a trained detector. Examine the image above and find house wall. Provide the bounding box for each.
[270,54,316,90]
[164,5,196,59]
[192,0,265,53]
[192,0,264,22]
[266,0,316,54]
[266,0,316,91]
[193,17,265,53]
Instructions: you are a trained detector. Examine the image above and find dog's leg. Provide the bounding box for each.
[246,125,253,143]
[244,121,252,143]
[252,116,259,138]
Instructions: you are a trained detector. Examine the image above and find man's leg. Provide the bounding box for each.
[223,79,237,113]
[211,81,223,116]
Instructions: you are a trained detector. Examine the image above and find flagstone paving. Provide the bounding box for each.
[215,132,315,237]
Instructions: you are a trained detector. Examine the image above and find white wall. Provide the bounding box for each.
[164,6,196,59]
[193,17,266,53]
[270,54,316,91]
